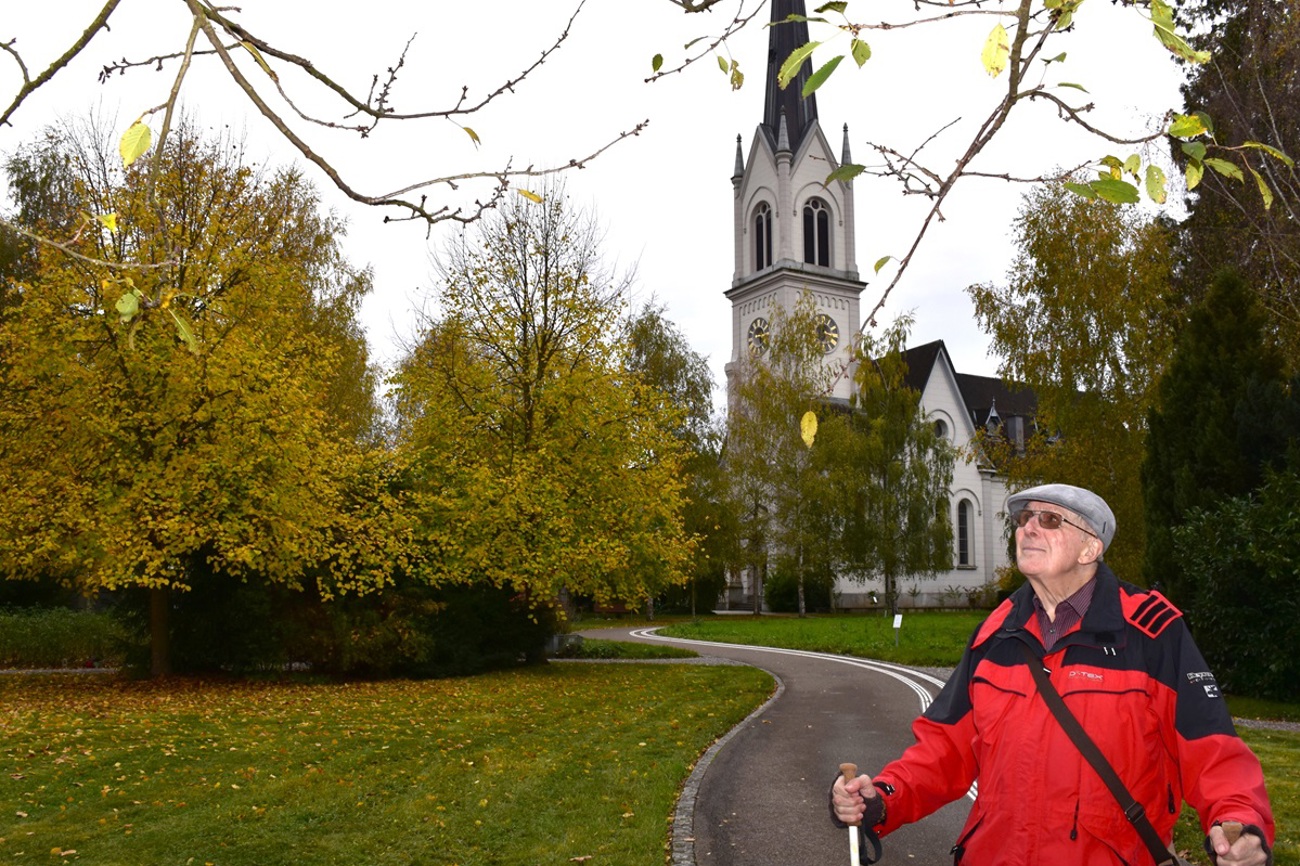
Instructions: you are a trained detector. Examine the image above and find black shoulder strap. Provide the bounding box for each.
[1018,642,1177,866]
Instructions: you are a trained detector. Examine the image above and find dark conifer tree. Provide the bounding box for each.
[1141,270,1294,602]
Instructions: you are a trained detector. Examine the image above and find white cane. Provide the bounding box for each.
[839,762,861,866]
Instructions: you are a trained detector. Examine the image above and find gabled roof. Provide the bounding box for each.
[900,339,1037,427]
[900,341,944,393]
[955,372,1037,427]
[761,0,819,155]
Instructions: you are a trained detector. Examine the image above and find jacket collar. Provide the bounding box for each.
[979,563,1127,651]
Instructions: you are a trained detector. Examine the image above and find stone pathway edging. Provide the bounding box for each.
[668,666,785,866]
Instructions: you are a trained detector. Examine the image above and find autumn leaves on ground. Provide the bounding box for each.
[1,665,773,866]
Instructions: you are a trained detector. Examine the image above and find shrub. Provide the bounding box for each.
[764,563,833,613]
[1175,470,1300,702]
[0,607,129,668]
[111,566,558,679]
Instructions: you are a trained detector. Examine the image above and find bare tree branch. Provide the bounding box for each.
[1,0,124,128]
[0,215,179,270]
[201,2,589,131]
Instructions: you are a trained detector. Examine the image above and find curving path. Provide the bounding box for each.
[578,625,974,866]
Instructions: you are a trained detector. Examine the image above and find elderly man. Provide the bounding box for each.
[832,483,1274,866]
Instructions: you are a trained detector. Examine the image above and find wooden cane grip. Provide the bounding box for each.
[1221,821,1243,845]
[839,762,858,782]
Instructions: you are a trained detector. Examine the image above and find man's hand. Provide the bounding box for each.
[1207,822,1270,866]
[832,771,877,827]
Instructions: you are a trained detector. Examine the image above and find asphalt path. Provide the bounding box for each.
[578,625,973,866]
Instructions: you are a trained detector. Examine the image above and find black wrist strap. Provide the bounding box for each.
[1019,642,1178,866]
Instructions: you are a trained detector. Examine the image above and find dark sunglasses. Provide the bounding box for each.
[1012,509,1097,538]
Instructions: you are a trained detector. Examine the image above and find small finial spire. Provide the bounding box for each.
[733,134,745,178]
[777,110,791,154]
[841,123,852,165]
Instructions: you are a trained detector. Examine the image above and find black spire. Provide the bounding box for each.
[762,0,818,154]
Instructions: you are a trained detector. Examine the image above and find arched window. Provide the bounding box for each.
[754,202,773,271]
[803,197,830,266]
[957,499,974,567]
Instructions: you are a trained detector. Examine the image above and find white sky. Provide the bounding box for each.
[2,0,1187,403]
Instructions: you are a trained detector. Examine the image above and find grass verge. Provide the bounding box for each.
[1,665,773,866]
[658,611,986,667]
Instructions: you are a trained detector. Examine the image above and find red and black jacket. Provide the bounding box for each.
[871,564,1274,865]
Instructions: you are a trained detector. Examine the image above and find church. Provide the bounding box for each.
[721,0,1036,610]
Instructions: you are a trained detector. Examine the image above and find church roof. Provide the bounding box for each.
[956,372,1037,426]
[762,0,819,154]
[900,339,1037,427]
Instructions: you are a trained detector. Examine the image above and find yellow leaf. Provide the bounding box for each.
[1249,166,1274,210]
[240,41,278,81]
[981,24,1009,77]
[517,189,543,204]
[94,212,119,232]
[169,308,200,355]
[800,410,818,448]
[462,126,481,147]
[119,121,152,168]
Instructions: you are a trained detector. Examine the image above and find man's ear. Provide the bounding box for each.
[1078,537,1102,565]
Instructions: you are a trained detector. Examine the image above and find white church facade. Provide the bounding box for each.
[721,0,1034,610]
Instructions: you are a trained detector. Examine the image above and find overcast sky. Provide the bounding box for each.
[3,0,1187,404]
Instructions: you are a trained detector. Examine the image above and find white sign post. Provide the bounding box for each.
[893,613,903,646]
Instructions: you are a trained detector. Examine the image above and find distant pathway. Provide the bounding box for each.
[578,626,974,866]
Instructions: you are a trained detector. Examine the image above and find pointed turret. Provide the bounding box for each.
[762,0,818,154]
[733,134,745,180]
[841,123,852,167]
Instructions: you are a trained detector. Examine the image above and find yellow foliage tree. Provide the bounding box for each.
[967,182,1178,581]
[391,184,693,614]
[0,117,393,674]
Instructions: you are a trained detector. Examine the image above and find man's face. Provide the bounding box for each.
[1014,500,1099,580]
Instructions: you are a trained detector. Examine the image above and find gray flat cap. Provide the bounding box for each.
[1006,483,1116,550]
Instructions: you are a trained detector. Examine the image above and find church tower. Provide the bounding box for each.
[725,0,865,406]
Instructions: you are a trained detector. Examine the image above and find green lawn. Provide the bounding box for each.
[1,666,773,866]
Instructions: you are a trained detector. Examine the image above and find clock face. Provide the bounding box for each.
[815,313,839,353]
[747,317,770,354]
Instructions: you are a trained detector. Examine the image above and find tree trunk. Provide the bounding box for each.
[796,545,807,617]
[752,559,765,615]
[149,586,171,677]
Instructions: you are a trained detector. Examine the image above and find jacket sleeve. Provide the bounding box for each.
[1167,622,1275,843]
[871,642,982,834]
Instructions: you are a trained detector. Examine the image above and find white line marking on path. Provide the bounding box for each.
[628,628,979,802]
